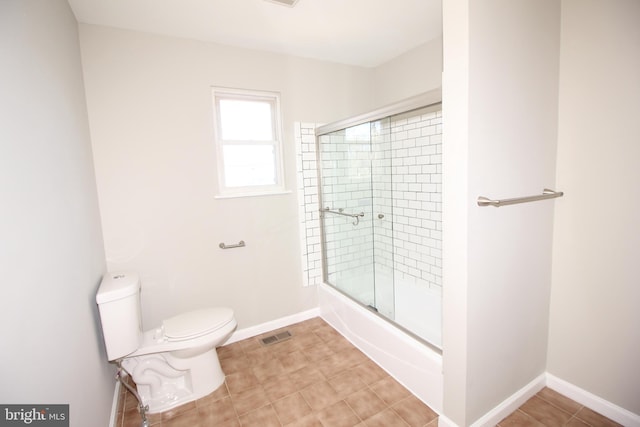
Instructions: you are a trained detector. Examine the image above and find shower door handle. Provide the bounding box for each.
[377,214,385,219]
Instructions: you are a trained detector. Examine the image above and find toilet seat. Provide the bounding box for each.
[163,307,234,342]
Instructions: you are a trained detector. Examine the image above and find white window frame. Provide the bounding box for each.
[212,87,286,197]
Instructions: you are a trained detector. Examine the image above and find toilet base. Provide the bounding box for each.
[122,346,225,414]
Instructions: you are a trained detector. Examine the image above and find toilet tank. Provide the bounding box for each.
[96,273,143,361]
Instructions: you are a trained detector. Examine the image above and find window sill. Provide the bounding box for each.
[215,189,292,199]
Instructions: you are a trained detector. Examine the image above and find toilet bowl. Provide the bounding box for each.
[96,273,237,413]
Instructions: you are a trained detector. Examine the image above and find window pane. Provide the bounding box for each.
[219,99,273,141]
[223,145,276,187]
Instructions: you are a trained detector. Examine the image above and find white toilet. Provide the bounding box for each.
[96,272,237,413]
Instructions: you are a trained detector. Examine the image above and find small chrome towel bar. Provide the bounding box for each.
[321,207,365,225]
[219,240,245,249]
[477,188,563,207]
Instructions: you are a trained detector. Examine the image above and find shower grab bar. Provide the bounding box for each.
[477,188,563,207]
[321,207,365,225]
[219,240,245,249]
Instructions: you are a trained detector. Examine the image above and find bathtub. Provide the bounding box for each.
[329,266,442,348]
[318,282,443,413]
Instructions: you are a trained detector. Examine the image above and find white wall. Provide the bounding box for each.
[548,0,640,415]
[443,1,560,424]
[373,38,443,107]
[78,25,380,331]
[0,1,112,425]
[441,0,470,422]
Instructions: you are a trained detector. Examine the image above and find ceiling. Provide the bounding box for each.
[67,0,442,68]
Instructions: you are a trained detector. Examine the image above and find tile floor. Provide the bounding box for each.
[497,387,621,427]
[116,317,621,427]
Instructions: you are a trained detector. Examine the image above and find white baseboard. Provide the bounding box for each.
[108,380,120,427]
[224,308,321,344]
[437,415,458,427]
[469,373,546,427]
[440,373,640,427]
[546,373,640,427]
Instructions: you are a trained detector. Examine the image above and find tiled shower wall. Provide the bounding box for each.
[295,123,322,287]
[385,106,443,291]
[295,105,442,295]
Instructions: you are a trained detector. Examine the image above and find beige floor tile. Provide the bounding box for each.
[392,395,438,427]
[217,341,244,360]
[277,350,310,373]
[565,416,591,426]
[283,412,324,427]
[327,335,357,353]
[313,325,342,343]
[195,383,229,406]
[197,396,237,423]
[161,401,196,421]
[316,351,353,378]
[575,407,623,427]
[328,369,368,398]
[212,418,241,427]
[120,315,621,427]
[162,407,200,427]
[536,387,582,415]
[304,317,328,329]
[122,410,152,427]
[238,404,281,427]
[316,400,362,427]
[245,346,276,365]
[345,387,387,420]
[231,385,270,416]
[350,359,389,385]
[498,409,546,426]
[520,396,573,427]
[301,343,334,362]
[272,392,313,425]
[237,336,262,353]
[226,369,261,395]
[220,354,250,374]
[300,380,341,411]
[263,373,299,402]
[292,331,323,349]
[370,375,411,406]
[337,347,369,368]
[252,357,286,383]
[289,365,326,390]
[362,407,407,427]
[119,318,438,427]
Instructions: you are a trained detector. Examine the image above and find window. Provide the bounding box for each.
[212,87,285,197]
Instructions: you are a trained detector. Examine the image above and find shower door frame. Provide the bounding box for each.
[315,90,441,136]
[314,89,443,349]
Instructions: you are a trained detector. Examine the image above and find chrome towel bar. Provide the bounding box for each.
[321,207,365,225]
[219,240,245,249]
[477,188,563,207]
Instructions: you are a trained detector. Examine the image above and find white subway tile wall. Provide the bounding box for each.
[295,105,442,297]
[387,107,443,292]
[295,123,323,286]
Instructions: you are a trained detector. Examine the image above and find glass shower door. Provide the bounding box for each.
[316,100,443,348]
[369,118,395,319]
[318,123,376,308]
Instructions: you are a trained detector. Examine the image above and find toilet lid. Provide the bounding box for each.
[163,307,234,341]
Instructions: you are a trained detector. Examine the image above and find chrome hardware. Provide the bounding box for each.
[116,362,149,427]
[219,240,246,249]
[477,188,563,207]
[321,207,365,226]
